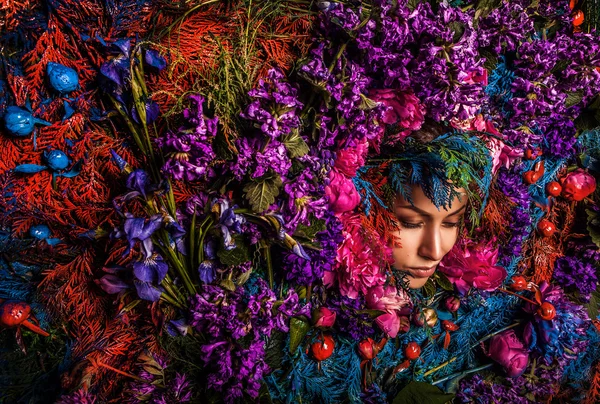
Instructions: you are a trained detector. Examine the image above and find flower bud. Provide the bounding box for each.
[561,169,596,201]
[357,338,376,360]
[486,330,529,377]
[444,296,460,312]
[44,150,70,171]
[412,308,438,328]
[312,307,336,328]
[47,62,79,94]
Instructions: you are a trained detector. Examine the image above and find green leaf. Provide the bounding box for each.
[217,236,251,266]
[392,381,455,404]
[264,331,286,370]
[294,217,327,240]
[357,309,387,318]
[585,288,600,320]
[282,130,309,158]
[551,60,570,75]
[359,93,380,111]
[423,279,436,298]
[565,91,584,108]
[479,48,498,74]
[243,175,283,213]
[587,209,600,248]
[142,365,164,376]
[575,111,599,133]
[407,0,423,11]
[474,0,502,21]
[434,272,454,292]
[289,316,311,354]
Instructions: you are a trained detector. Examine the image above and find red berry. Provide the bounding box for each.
[573,10,584,26]
[537,302,557,321]
[524,149,535,160]
[537,219,556,237]
[357,338,376,360]
[0,301,31,328]
[570,0,578,10]
[510,276,528,292]
[523,171,537,185]
[546,181,562,197]
[404,342,421,361]
[441,320,459,332]
[311,335,335,361]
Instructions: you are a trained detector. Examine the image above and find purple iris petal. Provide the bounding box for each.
[131,99,160,124]
[100,56,129,87]
[126,169,151,198]
[134,280,162,301]
[167,318,190,337]
[198,260,216,283]
[133,254,169,283]
[112,38,131,57]
[122,213,163,258]
[144,49,167,70]
[95,274,129,294]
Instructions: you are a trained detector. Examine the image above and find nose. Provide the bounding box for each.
[418,225,444,262]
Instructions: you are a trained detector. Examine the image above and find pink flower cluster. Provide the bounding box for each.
[324,141,368,214]
[438,241,507,295]
[369,89,426,143]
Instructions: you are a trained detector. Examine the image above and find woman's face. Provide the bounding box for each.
[392,185,467,289]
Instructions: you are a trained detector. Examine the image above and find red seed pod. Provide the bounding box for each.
[510,276,528,292]
[0,301,31,328]
[404,342,421,361]
[523,171,537,185]
[441,320,459,332]
[573,10,584,26]
[537,219,556,237]
[357,338,376,361]
[524,149,535,160]
[546,181,562,197]
[311,335,335,361]
[538,302,557,321]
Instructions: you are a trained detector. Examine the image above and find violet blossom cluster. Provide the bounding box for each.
[553,256,598,302]
[188,280,307,402]
[128,370,193,403]
[282,210,343,285]
[156,94,218,182]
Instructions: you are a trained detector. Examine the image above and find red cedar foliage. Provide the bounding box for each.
[585,362,600,404]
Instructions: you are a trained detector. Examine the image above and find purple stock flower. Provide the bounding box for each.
[553,256,598,302]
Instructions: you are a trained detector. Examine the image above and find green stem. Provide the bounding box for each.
[158,231,196,296]
[160,292,184,309]
[431,363,493,386]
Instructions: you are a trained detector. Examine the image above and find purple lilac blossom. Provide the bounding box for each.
[553,256,598,302]
[156,94,218,182]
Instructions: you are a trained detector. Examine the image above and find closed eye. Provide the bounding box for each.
[400,221,423,229]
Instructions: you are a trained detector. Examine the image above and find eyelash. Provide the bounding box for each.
[400,221,460,229]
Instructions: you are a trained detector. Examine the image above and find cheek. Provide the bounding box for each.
[392,237,418,267]
[441,229,460,256]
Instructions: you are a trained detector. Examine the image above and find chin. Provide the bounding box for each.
[406,275,430,289]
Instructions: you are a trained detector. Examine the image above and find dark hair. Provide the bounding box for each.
[407,119,448,143]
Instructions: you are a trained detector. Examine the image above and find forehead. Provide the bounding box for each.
[394,184,467,215]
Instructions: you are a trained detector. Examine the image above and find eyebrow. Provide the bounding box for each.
[395,204,466,218]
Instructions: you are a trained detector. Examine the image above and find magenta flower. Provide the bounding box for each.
[365,284,412,338]
[325,168,361,214]
[439,241,507,294]
[369,88,425,143]
[561,168,596,201]
[312,307,336,328]
[485,330,529,377]
[334,140,369,177]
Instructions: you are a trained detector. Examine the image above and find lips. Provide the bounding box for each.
[406,266,436,278]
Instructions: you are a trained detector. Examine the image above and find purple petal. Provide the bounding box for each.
[133,255,169,283]
[112,39,131,57]
[95,274,129,294]
[134,280,162,301]
[144,49,167,70]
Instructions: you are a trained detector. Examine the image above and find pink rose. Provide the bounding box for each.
[561,168,597,201]
[486,330,529,377]
[325,168,361,213]
[312,307,336,328]
[333,214,389,299]
[334,141,369,177]
[369,89,425,142]
[366,284,412,338]
[439,242,507,294]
